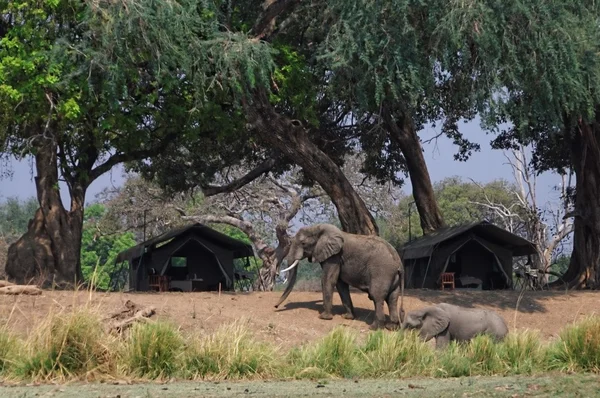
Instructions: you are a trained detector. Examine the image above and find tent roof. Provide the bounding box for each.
[115,223,254,263]
[400,220,537,260]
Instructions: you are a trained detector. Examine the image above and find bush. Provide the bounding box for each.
[15,309,111,380]
[123,321,183,379]
[183,319,278,380]
[548,316,600,373]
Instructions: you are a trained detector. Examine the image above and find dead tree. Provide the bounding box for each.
[175,168,325,291]
[469,145,574,284]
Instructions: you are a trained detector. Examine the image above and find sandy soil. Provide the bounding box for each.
[0,288,599,348]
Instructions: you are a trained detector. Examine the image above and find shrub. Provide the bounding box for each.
[123,321,183,379]
[183,319,278,380]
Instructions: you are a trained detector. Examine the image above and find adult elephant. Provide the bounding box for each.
[274,223,405,330]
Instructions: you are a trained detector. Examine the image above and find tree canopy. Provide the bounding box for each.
[435,0,600,288]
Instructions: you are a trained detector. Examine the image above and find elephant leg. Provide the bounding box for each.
[434,329,450,350]
[385,286,400,330]
[319,262,339,320]
[336,280,355,320]
[369,298,387,330]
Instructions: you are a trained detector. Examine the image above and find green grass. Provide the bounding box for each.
[548,316,600,373]
[286,326,363,379]
[14,309,112,381]
[183,319,278,380]
[1,311,600,383]
[123,321,184,379]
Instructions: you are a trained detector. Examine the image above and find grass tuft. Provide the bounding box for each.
[497,330,547,375]
[436,335,502,377]
[123,321,183,379]
[183,319,278,380]
[548,316,600,373]
[15,309,111,381]
[0,327,19,374]
[287,326,361,379]
[360,329,434,377]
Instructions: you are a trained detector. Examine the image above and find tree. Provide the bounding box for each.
[102,0,477,238]
[438,0,599,288]
[479,146,574,278]
[80,204,136,291]
[0,197,38,243]
[0,196,38,277]
[0,0,269,284]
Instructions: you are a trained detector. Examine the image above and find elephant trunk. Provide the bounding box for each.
[274,261,299,308]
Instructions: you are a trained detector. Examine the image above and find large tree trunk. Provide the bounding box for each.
[382,108,445,234]
[553,120,600,289]
[245,91,379,236]
[5,138,85,286]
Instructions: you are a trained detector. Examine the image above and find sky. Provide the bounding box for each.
[0,118,567,212]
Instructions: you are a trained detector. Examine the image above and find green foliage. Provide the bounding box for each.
[549,255,570,283]
[80,204,136,290]
[389,176,525,245]
[0,196,38,242]
[436,0,600,172]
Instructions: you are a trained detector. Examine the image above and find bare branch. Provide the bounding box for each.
[201,157,279,197]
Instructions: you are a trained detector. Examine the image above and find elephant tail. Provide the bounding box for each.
[399,268,405,324]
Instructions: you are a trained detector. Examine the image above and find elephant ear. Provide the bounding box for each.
[313,227,344,263]
[421,306,450,338]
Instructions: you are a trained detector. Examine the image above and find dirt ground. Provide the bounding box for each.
[0,288,599,347]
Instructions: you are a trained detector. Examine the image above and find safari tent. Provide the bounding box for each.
[399,221,538,290]
[114,223,254,292]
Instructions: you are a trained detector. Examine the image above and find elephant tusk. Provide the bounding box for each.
[279,259,300,273]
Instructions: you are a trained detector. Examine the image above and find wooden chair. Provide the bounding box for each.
[441,272,455,290]
[149,275,169,292]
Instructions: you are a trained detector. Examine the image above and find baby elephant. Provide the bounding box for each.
[402,303,508,349]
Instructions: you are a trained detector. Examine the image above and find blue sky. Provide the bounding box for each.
[0,118,566,210]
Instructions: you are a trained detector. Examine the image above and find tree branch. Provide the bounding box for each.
[251,0,302,40]
[201,157,279,197]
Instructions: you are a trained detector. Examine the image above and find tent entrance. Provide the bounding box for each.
[160,238,231,292]
[440,238,511,290]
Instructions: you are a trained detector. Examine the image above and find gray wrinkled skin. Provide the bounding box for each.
[275,223,405,330]
[402,303,509,349]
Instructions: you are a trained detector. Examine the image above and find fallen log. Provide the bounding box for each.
[0,280,15,288]
[0,285,42,295]
[107,301,157,334]
[109,307,156,333]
